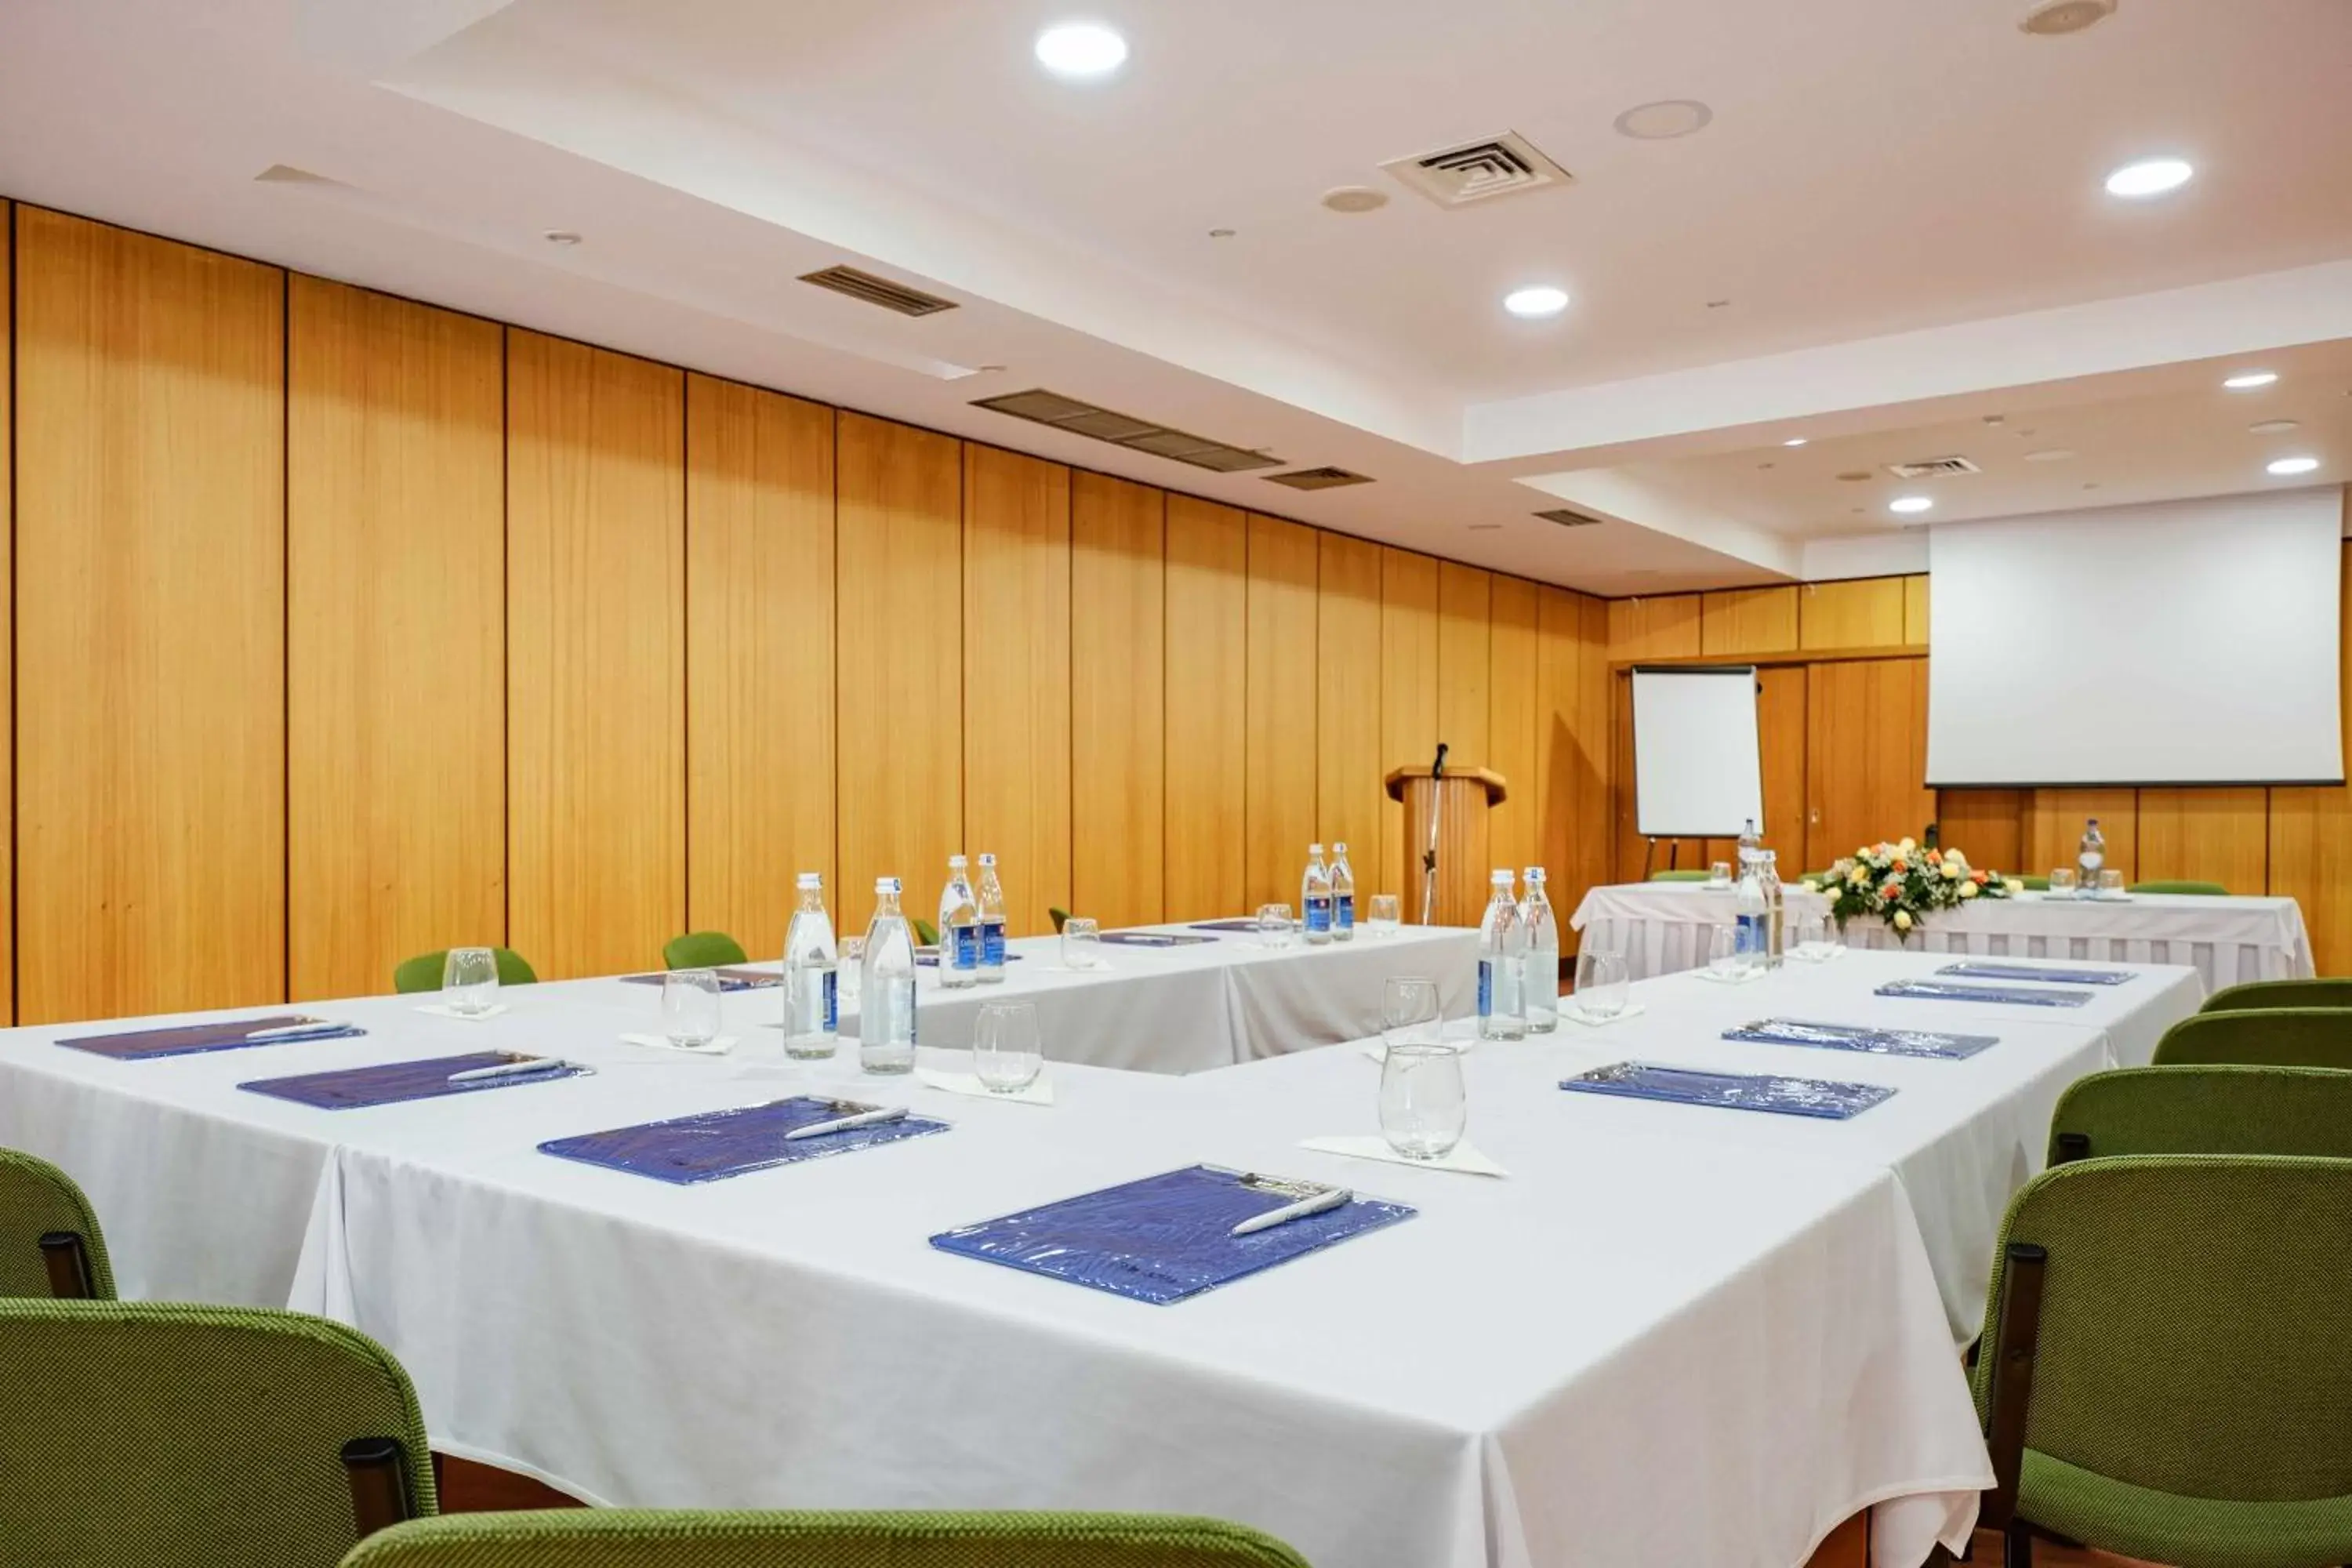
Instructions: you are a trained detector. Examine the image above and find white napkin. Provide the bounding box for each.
[414,1002,509,1020]
[619,1033,739,1057]
[1298,1134,1508,1178]
[915,1067,1055,1105]
[1559,1002,1647,1028]
[1693,965,1767,985]
[1360,1038,1473,1063]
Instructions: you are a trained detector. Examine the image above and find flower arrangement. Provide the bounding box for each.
[1799,839,2016,935]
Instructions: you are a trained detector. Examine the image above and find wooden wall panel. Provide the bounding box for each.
[1070,474,1165,927]
[1748,666,1810,872]
[1164,497,1247,920]
[288,278,505,1000]
[1316,532,1384,890]
[2024,790,2138,884]
[1488,576,1540,881]
[685,375,835,959]
[2138,789,2268,894]
[1938,790,2025,877]
[1700,586,1798,656]
[1799,579,1908,652]
[1903,575,1930,645]
[1805,658,1934,870]
[964,447,1072,936]
[1537,589,1613,920]
[15,209,285,1023]
[1378,550,1440,898]
[1243,514,1318,910]
[835,413,962,932]
[1607,594,1702,662]
[506,331,685,980]
[1436,561,1493,768]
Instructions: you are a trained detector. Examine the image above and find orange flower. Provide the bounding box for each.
[1971,869,1988,884]
[1891,859,1907,874]
[1927,849,1943,864]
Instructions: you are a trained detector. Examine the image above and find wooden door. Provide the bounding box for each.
[1806,658,1935,870]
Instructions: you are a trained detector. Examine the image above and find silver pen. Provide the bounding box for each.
[784,1105,909,1142]
[448,1055,572,1084]
[245,1020,348,1041]
[1230,1185,1349,1236]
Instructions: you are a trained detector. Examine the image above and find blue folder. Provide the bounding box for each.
[240,1052,592,1109]
[1097,932,1217,948]
[914,953,1025,967]
[1186,920,1263,934]
[931,1164,1415,1305]
[1723,1018,1998,1061]
[58,1016,366,1061]
[1877,978,2092,1008]
[1936,962,2134,986]
[1561,1062,1894,1120]
[617,968,781,992]
[540,1096,949,1184]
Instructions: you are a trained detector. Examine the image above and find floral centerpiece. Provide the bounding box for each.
[1799,839,2016,935]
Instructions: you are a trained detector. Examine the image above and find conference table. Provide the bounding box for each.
[0,937,2202,1568]
[1573,880,2313,992]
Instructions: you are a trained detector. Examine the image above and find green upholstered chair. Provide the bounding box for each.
[2046,1065,2352,1165]
[911,917,940,948]
[2201,978,2352,1014]
[2152,1008,2352,1070]
[2129,879,2230,896]
[391,948,538,995]
[1049,906,1073,934]
[0,1149,114,1301]
[662,931,749,970]
[339,1512,1312,1568]
[1648,869,1712,883]
[0,1299,437,1566]
[2010,874,2051,891]
[1970,1156,2352,1566]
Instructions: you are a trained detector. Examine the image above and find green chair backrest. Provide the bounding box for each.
[339,1511,1312,1568]
[0,1299,437,1566]
[2011,874,2050,891]
[1048,906,1073,934]
[911,916,940,948]
[0,1149,114,1300]
[2151,1007,2352,1069]
[2201,978,2352,1014]
[663,931,749,970]
[391,948,538,995]
[1970,1157,2352,1565]
[2129,879,2229,896]
[1649,869,1711,883]
[2047,1065,2352,1164]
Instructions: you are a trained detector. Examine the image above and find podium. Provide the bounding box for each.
[1385,765,1508,927]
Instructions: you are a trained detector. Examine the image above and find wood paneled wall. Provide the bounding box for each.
[0,199,1617,1022]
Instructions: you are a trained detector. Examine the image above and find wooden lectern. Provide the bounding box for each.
[1385,764,1508,927]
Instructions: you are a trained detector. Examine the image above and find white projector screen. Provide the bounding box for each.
[1631,666,1765,838]
[1927,488,2344,787]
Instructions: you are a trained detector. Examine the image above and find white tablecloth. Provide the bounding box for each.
[1573,882,2309,995]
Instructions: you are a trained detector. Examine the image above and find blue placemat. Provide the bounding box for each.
[617,967,781,992]
[58,1015,366,1061]
[1561,1062,1894,1120]
[1723,1018,1998,1061]
[1936,962,2134,986]
[540,1096,949,1183]
[1098,932,1217,948]
[1878,978,2092,1008]
[1187,920,1262,934]
[931,1164,1415,1305]
[240,1052,593,1109]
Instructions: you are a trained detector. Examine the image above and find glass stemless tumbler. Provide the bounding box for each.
[2098,869,2125,898]
[1378,1044,1467,1161]
[1706,923,1741,977]
[1381,975,1443,1054]
[1060,916,1103,970]
[442,946,500,1016]
[1367,894,1402,937]
[1708,860,1733,889]
[1256,902,1296,948]
[1574,949,1629,1021]
[973,1000,1044,1093]
[838,935,866,1005]
[2049,868,2078,898]
[1790,910,1828,960]
[661,968,723,1047]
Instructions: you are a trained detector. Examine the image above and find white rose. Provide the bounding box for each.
[2005,878,2024,895]
[1960,881,1980,899]
[1898,837,1917,855]
[1893,909,1913,931]
[1857,846,1872,860]
[1942,862,1962,880]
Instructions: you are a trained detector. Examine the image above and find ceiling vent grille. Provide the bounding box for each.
[1883,456,1981,479]
[971,389,1280,474]
[1381,132,1572,208]
[1534,506,1604,528]
[1264,466,1371,491]
[798,265,958,318]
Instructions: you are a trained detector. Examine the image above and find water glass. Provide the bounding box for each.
[441,946,500,1015]
[1708,860,1733,889]
[1381,975,1443,1052]
[661,969,723,1047]
[839,935,866,1004]
[1367,894,1401,936]
[1706,923,1741,976]
[1256,902,1296,948]
[2098,869,2125,898]
[1573,949,1629,1020]
[2049,868,2078,898]
[1060,916,1103,970]
[973,1001,1044,1093]
[1790,911,1831,960]
[1378,1043,1467,1161]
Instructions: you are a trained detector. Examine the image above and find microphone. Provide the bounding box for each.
[1431,742,1449,779]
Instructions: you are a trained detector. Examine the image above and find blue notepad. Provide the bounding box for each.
[1561,1062,1895,1120]
[1878,978,2092,1008]
[1723,1019,1998,1061]
[240,1052,592,1109]
[1936,962,2134,986]
[1098,932,1217,948]
[617,967,781,992]
[58,1016,367,1061]
[931,1165,1415,1305]
[539,1096,949,1183]
[1187,920,1263,934]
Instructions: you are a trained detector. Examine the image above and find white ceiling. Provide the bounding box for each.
[2,0,2348,594]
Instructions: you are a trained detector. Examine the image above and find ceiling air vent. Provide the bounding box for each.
[971,389,1280,473]
[1264,466,1371,492]
[1884,455,1981,479]
[1381,132,1572,208]
[1534,507,1604,528]
[797,265,958,318]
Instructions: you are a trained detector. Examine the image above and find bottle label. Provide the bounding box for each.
[952,924,981,970]
[1305,895,1333,935]
[1478,959,1494,1016]
[822,968,838,1033]
[1336,893,1355,931]
[982,918,1007,967]
[1736,914,1766,955]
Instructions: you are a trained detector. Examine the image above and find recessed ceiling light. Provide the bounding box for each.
[2249,419,2301,435]
[2268,456,2323,477]
[542,230,582,245]
[1503,285,1570,319]
[1613,100,1714,140]
[1034,21,1127,79]
[1207,228,1236,239]
[1705,299,1731,309]
[2023,448,2077,462]
[1320,186,1388,214]
[1467,522,1504,532]
[1889,495,1934,515]
[2020,0,2118,37]
[1836,470,1872,482]
[1782,437,1808,447]
[2223,370,2279,390]
[2105,157,2193,198]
